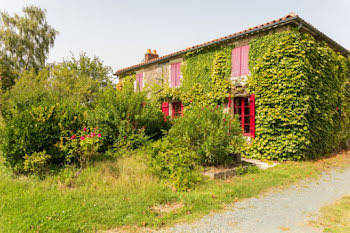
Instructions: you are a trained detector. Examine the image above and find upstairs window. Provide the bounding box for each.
[234,95,255,137]
[231,45,249,77]
[136,73,143,91]
[170,63,181,87]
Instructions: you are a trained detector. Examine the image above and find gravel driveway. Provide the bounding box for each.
[159,165,350,233]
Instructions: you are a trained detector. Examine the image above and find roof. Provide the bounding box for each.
[115,13,350,76]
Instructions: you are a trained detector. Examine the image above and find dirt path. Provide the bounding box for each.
[160,164,350,233]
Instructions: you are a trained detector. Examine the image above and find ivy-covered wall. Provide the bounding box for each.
[247,29,350,161]
[156,45,233,106]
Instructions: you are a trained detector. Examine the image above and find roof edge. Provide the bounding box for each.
[115,14,350,76]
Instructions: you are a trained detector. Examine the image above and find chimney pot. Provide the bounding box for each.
[145,49,159,61]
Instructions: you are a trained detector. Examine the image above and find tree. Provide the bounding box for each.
[50,53,113,104]
[0,5,58,90]
[62,52,113,87]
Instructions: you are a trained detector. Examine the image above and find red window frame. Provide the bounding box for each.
[233,95,255,137]
[172,102,183,118]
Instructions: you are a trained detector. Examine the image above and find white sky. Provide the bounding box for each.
[1,0,349,74]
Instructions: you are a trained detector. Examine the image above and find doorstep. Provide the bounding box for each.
[241,158,278,169]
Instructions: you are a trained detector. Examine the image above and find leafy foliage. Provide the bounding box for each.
[148,138,202,191]
[88,86,170,153]
[0,6,58,90]
[148,104,244,190]
[23,151,51,176]
[247,29,350,160]
[155,45,233,106]
[61,52,113,88]
[60,128,102,169]
[0,102,85,173]
[167,105,244,165]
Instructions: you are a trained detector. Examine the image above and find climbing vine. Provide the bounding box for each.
[117,73,135,94]
[247,29,350,161]
[155,45,233,106]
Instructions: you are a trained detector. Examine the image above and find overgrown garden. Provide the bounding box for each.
[0,5,350,232]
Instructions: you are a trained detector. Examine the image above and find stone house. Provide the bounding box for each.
[114,13,350,139]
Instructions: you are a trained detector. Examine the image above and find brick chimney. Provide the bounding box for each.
[145,49,159,62]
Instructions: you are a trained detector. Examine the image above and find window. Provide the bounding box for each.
[172,102,183,117]
[170,63,181,87]
[231,45,249,77]
[234,95,255,137]
[136,73,143,91]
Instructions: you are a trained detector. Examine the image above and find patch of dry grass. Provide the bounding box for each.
[312,195,350,233]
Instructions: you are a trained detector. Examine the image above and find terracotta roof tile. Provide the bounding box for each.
[114,13,348,75]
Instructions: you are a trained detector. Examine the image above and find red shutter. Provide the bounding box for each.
[241,45,249,76]
[249,94,255,137]
[170,64,176,87]
[136,73,143,91]
[231,47,241,77]
[228,96,232,113]
[161,102,169,116]
[135,75,139,90]
[176,63,181,87]
[139,73,143,91]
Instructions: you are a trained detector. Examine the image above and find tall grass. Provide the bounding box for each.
[0,151,349,232]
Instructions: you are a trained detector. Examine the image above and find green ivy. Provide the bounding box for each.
[118,73,136,94]
[156,45,233,106]
[247,29,350,161]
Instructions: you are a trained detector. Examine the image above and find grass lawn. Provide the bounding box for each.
[1,151,350,232]
[312,195,350,233]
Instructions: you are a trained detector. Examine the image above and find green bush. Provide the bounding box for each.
[167,105,244,166]
[60,128,102,169]
[148,104,244,190]
[88,86,170,152]
[0,102,85,173]
[23,151,51,175]
[148,138,202,191]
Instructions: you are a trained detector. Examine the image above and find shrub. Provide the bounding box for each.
[88,86,170,152]
[23,151,51,175]
[167,105,244,166]
[0,102,85,172]
[60,127,102,168]
[148,138,202,191]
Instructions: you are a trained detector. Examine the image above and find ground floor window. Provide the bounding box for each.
[161,101,184,118]
[233,95,255,137]
[172,102,183,117]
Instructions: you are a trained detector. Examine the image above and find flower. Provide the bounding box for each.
[86,135,91,138]
[97,133,102,137]
[93,128,97,131]
[83,128,87,131]
[336,107,339,110]
[91,133,95,137]
[71,135,77,139]
[80,136,85,140]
